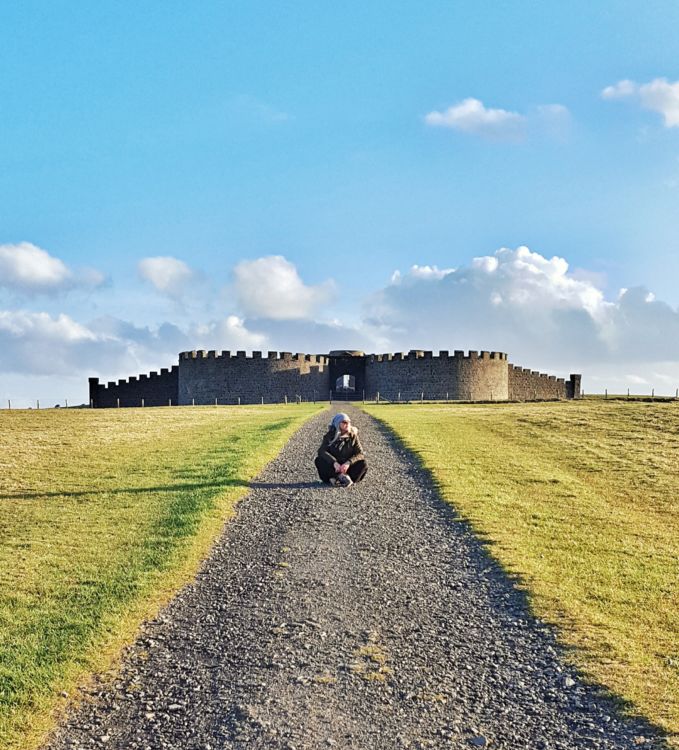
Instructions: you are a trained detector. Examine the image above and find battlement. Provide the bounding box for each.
[89,365,179,407]
[90,348,580,407]
[507,362,579,401]
[179,350,329,364]
[97,366,179,391]
[369,350,507,363]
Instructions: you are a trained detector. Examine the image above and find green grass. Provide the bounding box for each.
[0,404,322,750]
[363,400,679,744]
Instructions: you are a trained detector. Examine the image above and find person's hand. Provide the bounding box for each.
[340,462,350,474]
[333,461,342,473]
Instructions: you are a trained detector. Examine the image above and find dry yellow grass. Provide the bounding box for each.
[364,400,679,744]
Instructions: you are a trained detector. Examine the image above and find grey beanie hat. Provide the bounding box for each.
[331,412,351,430]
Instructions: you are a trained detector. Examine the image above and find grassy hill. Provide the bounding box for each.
[364,400,679,745]
[0,404,322,750]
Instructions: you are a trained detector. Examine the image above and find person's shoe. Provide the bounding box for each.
[338,474,353,487]
[329,477,339,486]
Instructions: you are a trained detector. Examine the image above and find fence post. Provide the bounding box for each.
[90,398,93,408]
[377,391,380,403]
[192,397,195,406]
[605,389,608,399]
[65,399,68,408]
[651,388,655,401]
[215,397,218,406]
[238,396,241,406]
[285,395,288,405]
[7,399,10,410]
[421,391,424,403]
[261,396,264,405]
[446,392,449,401]
[329,390,332,403]
[169,398,172,406]
[141,398,145,408]
[627,388,630,399]
[362,389,365,403]
[116,398,119,408]
[398,391,400,403]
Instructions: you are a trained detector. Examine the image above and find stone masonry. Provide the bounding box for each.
[88,350,582,407]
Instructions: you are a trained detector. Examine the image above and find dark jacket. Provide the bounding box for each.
[317,428,365,467]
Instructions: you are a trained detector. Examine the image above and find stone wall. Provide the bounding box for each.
[508,365,581,401]
[177,351,329,405]
[365,350,509,401]
[89,367,179,408]
[89,349,581,407]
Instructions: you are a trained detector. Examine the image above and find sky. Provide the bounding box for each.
[2,0,679,405]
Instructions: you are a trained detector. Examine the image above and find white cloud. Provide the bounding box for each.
[365,246,679,379]
[390,264,456,285]
[0,242,104,294]
[425,98,525,139]
[232,255,334,320]
[425,98,572,141]
[138,256,196,298]
[194,315,267,349]
[6,247,679,404]
[602,77,679,127]
[601,80,638,100]
[0,310,126,376]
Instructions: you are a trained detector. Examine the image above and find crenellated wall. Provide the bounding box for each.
[365,350,509,401]
[508,365,581,401]
[88,348,581,406]
[89,367,178,408]
[177,350,329,405]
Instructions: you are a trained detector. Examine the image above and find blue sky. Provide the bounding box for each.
[2,1,679,404]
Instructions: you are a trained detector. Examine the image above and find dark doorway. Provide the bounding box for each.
[328,351,366,400]
[335,374,356,393]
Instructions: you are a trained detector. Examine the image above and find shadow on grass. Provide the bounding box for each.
[362,407,673,748]
[0,478,250,502]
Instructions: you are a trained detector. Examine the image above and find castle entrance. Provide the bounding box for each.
[328,350,366,401]
[335,374,356,394]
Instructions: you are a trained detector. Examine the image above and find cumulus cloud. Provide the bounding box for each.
[138,256,196,298]
[193,315,267,349]
[6,246,679,404]
[0,242,105,294]
[390,264,456,285]
[0,310,127,376]
[602,77,679,127]
[425,98,525,139]
[365,246,679,382]
[424,98,572,141]
[232,255,334,320]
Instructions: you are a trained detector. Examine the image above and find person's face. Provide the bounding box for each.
[339,419,350,434]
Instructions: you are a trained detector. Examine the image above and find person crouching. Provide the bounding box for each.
[315,412,368,487]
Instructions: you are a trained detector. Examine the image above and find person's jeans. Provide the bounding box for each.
[314,456,368,484]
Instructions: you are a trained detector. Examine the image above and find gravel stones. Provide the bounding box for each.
[45,406,666,750]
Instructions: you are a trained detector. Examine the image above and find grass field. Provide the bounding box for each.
[0,404,321,750]
[364,400,679,744]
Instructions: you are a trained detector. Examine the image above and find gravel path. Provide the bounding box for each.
[46,406,666,750]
